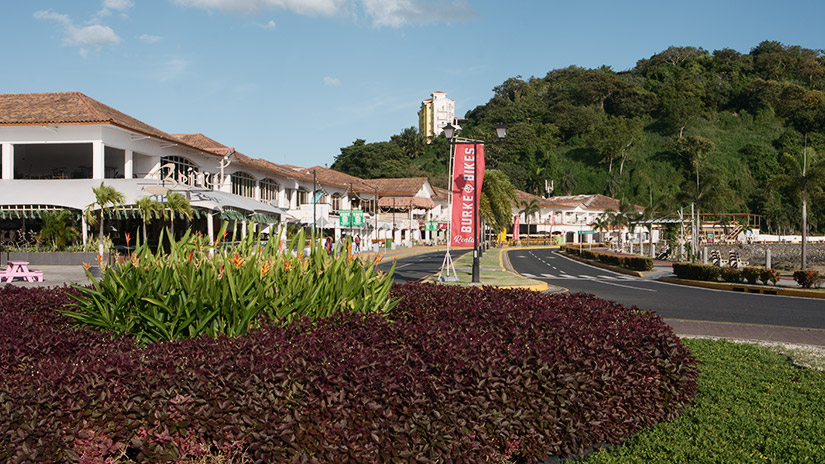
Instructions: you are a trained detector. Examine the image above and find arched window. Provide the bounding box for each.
[160,156,198,181]
[231,171,256,198]
[260,178,279,203]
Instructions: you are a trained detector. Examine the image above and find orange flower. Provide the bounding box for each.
[230,253,245,267]
[125,233,131,246]
[261,263,271,276]
[96,253,103,265]
[82,262,92,271]
[374,255,382,264]
[217,264,225,279]
[284,259,292,270]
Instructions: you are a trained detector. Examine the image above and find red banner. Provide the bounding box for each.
[450,143,485,247]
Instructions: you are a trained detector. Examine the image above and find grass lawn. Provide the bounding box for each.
[430,246,549,287]
[579,338,825,463]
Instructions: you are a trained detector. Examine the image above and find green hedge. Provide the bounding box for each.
[562,247,653,271]
[671,263,722,281]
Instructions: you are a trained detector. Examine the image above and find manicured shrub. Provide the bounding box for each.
[64,226,397,343]
[720,267,743,283]
[672,263,721,281]
[742,267,761,284]
[759,268,779,285]
[566,249,653,271]
[792,270,821,288]
[0,284,697,463]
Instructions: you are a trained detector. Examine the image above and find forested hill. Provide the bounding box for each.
[331,41,825,234]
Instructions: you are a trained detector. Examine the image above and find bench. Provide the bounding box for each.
[0,261,44,283]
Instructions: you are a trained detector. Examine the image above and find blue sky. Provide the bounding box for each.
[3,1,824,168]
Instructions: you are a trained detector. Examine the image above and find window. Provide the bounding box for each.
[260,178,279,203]
[160,156,198,180]
[297,189,309,205]
[331,194,342,213]
[231,171,256,198]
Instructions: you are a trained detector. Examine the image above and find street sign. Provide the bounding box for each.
[577,230,595,235]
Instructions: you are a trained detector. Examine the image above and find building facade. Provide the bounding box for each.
[418,91,455,141]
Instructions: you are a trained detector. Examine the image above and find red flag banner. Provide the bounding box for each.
[450,143,485,247]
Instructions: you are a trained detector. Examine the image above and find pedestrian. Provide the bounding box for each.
[354,234,361,253]
[324,237,332,255]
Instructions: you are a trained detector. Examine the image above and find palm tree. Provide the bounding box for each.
[480,170,518,234]
[85,182,125,257]
[768,148,825,270]
[164,192,193,240]
[135,196,164,243]
[519,198,541,245]
[590,216,610,244]
[38,210,79,251]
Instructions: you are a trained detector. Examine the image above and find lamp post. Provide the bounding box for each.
[443,123,506,283]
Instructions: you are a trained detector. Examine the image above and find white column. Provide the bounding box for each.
[81,214,89,247]
[1,143,13,179]
[92,142,105,179]
[207,212,215,256]
[124,150,133,179]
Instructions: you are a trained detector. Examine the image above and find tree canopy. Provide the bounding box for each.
[331,41,825,234]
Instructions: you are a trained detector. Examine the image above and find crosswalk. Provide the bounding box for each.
[519,272,640,281]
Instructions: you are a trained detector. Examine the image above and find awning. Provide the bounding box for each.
[377,196,434,209]
[0,179,285,218]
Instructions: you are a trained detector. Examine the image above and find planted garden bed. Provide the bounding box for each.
[0,282,697,463]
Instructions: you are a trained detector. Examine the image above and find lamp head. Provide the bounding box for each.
[443,123,455,140]
[495,123,507,141]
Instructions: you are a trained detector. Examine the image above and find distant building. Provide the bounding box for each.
[418,91,455,142]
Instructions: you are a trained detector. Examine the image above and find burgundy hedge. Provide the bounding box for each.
[0,283,697,463]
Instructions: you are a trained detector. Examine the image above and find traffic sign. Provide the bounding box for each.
[577,230,595,235]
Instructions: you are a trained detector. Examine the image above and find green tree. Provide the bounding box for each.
[587,116,645,175]
[480,170,518,233]
[519,198,541,245]
[768,146,825,270]
[38,210,79,251]
[659,75,705,138]
[85,182,125,257]
[390,127,426,159]
[135,196,164,243]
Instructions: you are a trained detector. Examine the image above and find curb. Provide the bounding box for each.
[499,247,554,292]
[657,276,825,299]
[559,251,646,278]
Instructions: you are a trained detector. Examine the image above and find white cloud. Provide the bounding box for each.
[99,0,135,16]
[171,0,477,27]
[139,33,163,43]
[172,0,345,16]
[323,76,341,86]
[34,9,121,58]
[262,20,276,29]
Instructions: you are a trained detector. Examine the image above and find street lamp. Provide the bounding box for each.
[444,123,506,283]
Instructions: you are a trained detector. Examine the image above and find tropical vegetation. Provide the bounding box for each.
[64,225,397,344]
[332,41,825,238]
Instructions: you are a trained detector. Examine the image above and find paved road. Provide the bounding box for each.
[378,249,470,282]
[508,248,825,331]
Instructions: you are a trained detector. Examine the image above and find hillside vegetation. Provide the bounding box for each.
[332,41,825,235]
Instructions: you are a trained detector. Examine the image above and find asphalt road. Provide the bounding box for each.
[379,249,470,283]
[508,248,825,330]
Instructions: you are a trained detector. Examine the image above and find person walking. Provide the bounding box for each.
[354,234,361,253]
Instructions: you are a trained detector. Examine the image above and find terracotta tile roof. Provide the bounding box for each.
[361,177,429,196]
[512,191,639,211]
[432,186,450,201]
[303,166,375,192]
[0,92,180,145]
[171,133,233,155]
